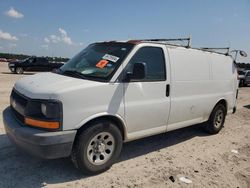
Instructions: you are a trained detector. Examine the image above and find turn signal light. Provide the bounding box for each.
[25,117,60,129]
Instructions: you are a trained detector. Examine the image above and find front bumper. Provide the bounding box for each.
[3,107,77,159]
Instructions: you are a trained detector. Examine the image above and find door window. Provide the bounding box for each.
[37,58,46,64]
[125,47,166,81]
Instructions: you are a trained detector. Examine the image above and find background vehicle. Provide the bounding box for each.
[3,38,241,175]
[8,56,64,74]
[238,70,246,87]
[0,58,8,63]
[244,70,250,86]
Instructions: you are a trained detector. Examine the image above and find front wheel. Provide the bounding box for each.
[205,104,226,134]
[71,120,123,175]
[9,68,15,73]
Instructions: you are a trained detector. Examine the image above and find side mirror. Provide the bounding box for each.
[239,51,247,57]
[125,62,146,81]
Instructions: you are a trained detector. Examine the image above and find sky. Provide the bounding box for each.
[0,0,249,62]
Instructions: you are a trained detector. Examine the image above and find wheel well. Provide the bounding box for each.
[76,116,125,140]
[215,99,228,114]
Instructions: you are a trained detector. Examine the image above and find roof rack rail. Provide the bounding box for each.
[199,47,230,55]
[128,38,232,56]
[141,37,192,48]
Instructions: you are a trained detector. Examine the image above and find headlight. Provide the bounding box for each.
[40,102,61,119]
[41,103,47,116]
[24,100,62,130]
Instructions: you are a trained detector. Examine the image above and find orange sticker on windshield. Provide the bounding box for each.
[96,60,109,69]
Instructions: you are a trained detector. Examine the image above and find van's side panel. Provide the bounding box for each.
[210,54,238,112]
[167,47,236,131]
[58,83,125,131]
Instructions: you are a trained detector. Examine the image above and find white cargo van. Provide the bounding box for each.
[3,38,238,174]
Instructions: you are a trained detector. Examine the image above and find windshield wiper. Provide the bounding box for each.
[61,70,87,79]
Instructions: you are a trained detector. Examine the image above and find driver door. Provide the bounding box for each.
[122,45,171,140]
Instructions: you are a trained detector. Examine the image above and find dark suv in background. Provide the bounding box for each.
[245,70,250,86]
[8,56,64,74]
[238,70,250,87]
[238,70,246,87]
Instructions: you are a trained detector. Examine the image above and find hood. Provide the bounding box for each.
[14,72,103,100]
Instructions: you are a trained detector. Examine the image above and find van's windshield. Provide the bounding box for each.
[59,42,134,81]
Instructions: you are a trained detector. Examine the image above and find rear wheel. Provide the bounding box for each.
[15,67,24,74]
[205,104,226,134]
[71,120,122,175]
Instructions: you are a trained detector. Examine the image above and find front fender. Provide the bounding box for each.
[74,112,128,140]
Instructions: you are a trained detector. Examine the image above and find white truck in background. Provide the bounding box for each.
[3,38,242,174]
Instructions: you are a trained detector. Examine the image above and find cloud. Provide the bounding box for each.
[44,37,50,43]
[59,28,73,45]
[41,44,49,50]
[50,35,61,43]
[62,36,73,45]
[5,7,24,18]
[44,28,73,45]
[0,30,18,41]
[59,28,67,36]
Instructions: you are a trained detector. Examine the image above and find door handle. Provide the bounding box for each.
[166,84,170,97]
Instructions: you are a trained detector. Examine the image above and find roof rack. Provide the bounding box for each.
[141,37,192,48]
[128,37,231,56]
[199,47,230,55]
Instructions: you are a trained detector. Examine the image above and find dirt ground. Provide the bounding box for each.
[0,62,250,188]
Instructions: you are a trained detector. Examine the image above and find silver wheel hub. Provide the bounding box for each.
[97,143,105,153]
[87,132,115,165]
[214,109,223,128]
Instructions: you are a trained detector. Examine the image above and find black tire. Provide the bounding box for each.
[15,67,24,74]
[205,104,226,134]
[71,120,123,175]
